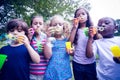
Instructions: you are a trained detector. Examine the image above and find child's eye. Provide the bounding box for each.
[33,22,38,25]
[10,29,14,32]
[105,22,110,25]
[81,13,85,15]
[39,22,43,25]
[76,14,80,17]
[17,29,23,32]
[52,23,63,26]
[98,24,102,27]
[52,23,57,26]
[58,23,63,26]
[104,20,110,25]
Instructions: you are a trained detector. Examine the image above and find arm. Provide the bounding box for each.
[43,40,52,59]
[23,35,40,63]
[68,18,79,43]
[69,27,77,43]
[86,38,94,58]
[28,28,34,41]
[86,27,95,58]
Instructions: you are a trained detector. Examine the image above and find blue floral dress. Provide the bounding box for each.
[44,38,72,80]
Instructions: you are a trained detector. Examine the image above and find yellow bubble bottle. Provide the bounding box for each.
[66,42,72,49]
[110,45,120,57]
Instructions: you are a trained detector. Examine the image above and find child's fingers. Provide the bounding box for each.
[72,18,79,28]
[73,18,79,25]
[28,28,34,36]
[47,27,55,34]
[17,36,24,43]
[28,28,34,33]
[113,57,120,64]
[66,48,74,54]
[41,45,44,50]
[89,27,95,37]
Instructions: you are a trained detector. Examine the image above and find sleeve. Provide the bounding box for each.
[92,41,98,58]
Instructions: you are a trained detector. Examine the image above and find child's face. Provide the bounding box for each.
[8,27,25,44]
[9,26,25,36]
[50,23,63,35]
[50,18,64,35]
[97,17,115,38]
[32,17,44,33]
[76,9,88,23]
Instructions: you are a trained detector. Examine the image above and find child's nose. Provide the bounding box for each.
[13,30,18,35]
[79,14,84,17]
[101,23,106,27]
[37,24,40,27]
[14,30,17,34]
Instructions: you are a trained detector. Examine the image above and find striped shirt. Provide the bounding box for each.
[30,32,48,75]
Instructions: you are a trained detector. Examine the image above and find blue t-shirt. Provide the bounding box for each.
[0,45,31,80]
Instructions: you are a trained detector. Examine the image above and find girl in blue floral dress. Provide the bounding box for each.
[44,15,72,80]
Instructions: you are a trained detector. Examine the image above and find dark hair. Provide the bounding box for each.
[73,7,93,45]
[30,15,43,37]
[6,19,28,36]
[98,17,116,26]
[30,15,43,26]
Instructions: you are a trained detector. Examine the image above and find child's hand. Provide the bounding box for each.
[72,18,79,28]
[17,35,30,46]
[94,33,103,39]
[88,27,97,38]
[46,27,55,37]
[66,48,74,56]
[113,57,120,64]
[28,28,34,37]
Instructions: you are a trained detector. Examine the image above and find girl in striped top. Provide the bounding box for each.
[28,15,52,80]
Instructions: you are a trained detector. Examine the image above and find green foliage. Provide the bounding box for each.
[0,0,91,35]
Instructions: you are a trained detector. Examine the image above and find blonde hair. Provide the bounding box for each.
[44,20,50,33]
[46,15,71,39]
[50,15,64,26]
[63,21,72,39]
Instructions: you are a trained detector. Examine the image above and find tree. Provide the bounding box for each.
[0,0,91,35]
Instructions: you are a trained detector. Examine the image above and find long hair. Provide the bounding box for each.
[73,7,93,45]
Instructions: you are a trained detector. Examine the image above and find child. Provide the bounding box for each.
[69,7,97,80]
[28,15,52,80]
[0,19,40,80]
[43,15,72,80]
[63,21,72,39]
[86,17,120,80]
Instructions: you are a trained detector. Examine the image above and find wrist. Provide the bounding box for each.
[72,27,77,31]
[88,38,94,42]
